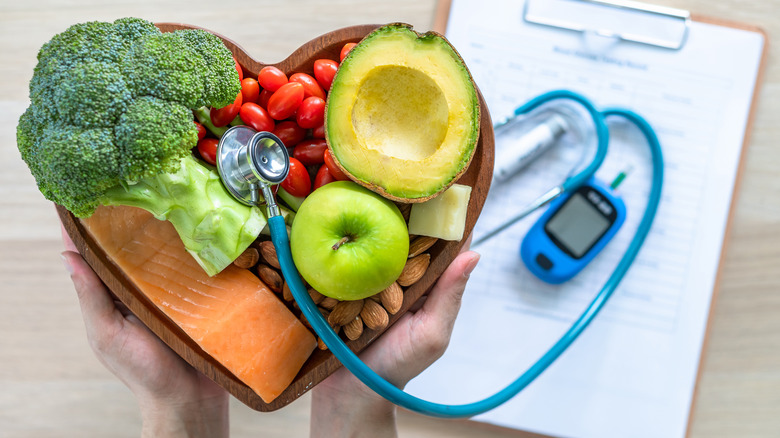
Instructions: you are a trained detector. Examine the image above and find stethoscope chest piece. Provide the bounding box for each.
[216,126,289,207]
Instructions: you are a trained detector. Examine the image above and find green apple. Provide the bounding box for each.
[290,181,409,301]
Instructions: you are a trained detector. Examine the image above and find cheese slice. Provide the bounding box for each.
[407,184,472,241]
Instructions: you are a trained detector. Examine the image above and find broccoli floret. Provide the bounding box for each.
[36,21,120,68]
[120,28,240,109]
[175,29,241,108]
[111,17,161,47]
[122,32,209,109]
[115,96,198,181]
[38,126,121,217]
[55,61,133,128]
[17,18,257,276]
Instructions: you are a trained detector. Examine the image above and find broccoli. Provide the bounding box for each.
[17,17,264,276]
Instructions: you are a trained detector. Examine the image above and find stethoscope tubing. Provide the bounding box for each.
[514,89,610,193]
[269,90,664,418]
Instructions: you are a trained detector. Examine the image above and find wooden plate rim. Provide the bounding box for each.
[58,22,495,411]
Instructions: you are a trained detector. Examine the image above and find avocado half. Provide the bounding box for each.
[325,24,480,202]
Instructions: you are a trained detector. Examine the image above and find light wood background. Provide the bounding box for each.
[1,1,778,437]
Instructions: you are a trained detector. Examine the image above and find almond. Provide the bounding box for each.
[360,299,389,330]
[282,282,293,302]
[379,282,403,314]
[317,324,342,350]
[258,240,280,269]
[343,315,364,341]
[408,236,438,258]
[328,299,364,326]
[257,264,283,293]
[397,253,430,287]
[320,296,339,310]
[308,288,325,305]
[233,247,260,269]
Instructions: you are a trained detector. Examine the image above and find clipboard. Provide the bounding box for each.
[411,1,768,438]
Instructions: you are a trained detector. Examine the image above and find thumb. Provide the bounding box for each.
[417,250,480,334]
[357,250,480,388]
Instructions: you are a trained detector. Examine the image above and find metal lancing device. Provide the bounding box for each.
[492,109,570,183]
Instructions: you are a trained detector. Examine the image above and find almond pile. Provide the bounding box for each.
[236,203,438,349]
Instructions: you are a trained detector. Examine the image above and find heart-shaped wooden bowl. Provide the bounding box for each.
[58,23,494,412]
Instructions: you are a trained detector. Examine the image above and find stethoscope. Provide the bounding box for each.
[216,89,664,418]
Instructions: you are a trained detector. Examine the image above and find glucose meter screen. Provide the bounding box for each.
[546,193,611,258]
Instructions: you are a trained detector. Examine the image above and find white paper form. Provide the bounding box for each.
[405,2,764,438]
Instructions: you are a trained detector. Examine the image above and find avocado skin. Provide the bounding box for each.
[325,23,480,203]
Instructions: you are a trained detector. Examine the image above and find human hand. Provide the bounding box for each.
[310,241,480,438]
[60,226,229,438]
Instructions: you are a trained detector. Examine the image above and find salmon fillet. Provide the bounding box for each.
[82,205,317,403]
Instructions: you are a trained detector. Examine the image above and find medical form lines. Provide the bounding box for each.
[466,28,730,128]
[465,23,736,335]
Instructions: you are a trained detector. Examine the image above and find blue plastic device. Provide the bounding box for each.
[521,177,626,284]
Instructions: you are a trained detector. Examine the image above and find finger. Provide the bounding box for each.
[408,235,475,315]
[460,233,474,253]
[417,250,480,331]
[60,224,78,253]
[62,251,122,338]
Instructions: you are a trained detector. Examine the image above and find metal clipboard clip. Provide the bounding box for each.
[523,0,690,50]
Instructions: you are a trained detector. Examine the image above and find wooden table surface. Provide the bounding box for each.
[1,1,778,437]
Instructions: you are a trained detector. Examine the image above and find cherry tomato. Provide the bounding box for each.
[313,59,339,91]
[340,42,357,62]
[314,163,336,190]
[280,157,311,197]
[296,96,326,129]
[239,102,275,132]
[258,88,273,109]
[273,121,306,148]
[324,149,350,181]
[194,121,207,140]
[292,139,328,166]
[234,57,244,81]
[267,82,304,120]
[210,91,243,127]
[197,138,219,166]
[257,66,288,93]
[289,72,326,100]
[311,122,326,139]
[241,77,260,104]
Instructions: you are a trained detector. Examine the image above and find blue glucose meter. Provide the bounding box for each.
[521,177,626,284]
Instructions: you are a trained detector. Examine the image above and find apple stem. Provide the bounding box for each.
[332,236,351,251]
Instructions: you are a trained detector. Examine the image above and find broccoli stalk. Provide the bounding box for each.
[17,17,259,276]
[193,106,229,138]
[105,155,265,276]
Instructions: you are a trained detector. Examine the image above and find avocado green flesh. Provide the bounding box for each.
[326,25,479,200]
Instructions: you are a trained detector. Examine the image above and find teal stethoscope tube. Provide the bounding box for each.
[269,90,664,418]
[514,89,610,192]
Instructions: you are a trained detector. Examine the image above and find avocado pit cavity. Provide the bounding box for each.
[352,65,448,161]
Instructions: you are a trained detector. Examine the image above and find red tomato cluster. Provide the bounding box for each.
[194,43,356,201]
